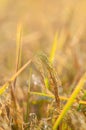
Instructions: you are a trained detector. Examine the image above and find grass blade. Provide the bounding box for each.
[25,68,32,123]
[53,72,86,130]
[30,91,86,105]
[49,32,58,63]
[13,22,22,88]
[0,59,32,96]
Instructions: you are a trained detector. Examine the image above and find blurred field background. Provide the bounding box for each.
[0,0,86,73]
[0,0,86,129]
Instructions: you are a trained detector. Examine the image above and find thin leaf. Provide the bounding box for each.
[0,59,32,96]
[49,32,58,63]
[53,72,86,130]
[13,22,23,88]
[30,91,86,105]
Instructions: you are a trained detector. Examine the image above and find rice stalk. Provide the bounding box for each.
[11,22,23,129]
[30,91,86,105]
[13,22,22,89]
[25,68,32,123]
[39,53,61,112]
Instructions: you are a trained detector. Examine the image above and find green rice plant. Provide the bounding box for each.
[53,72,86,130]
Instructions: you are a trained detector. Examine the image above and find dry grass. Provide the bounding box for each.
[0,1,86,130]
[0,31,86,130]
